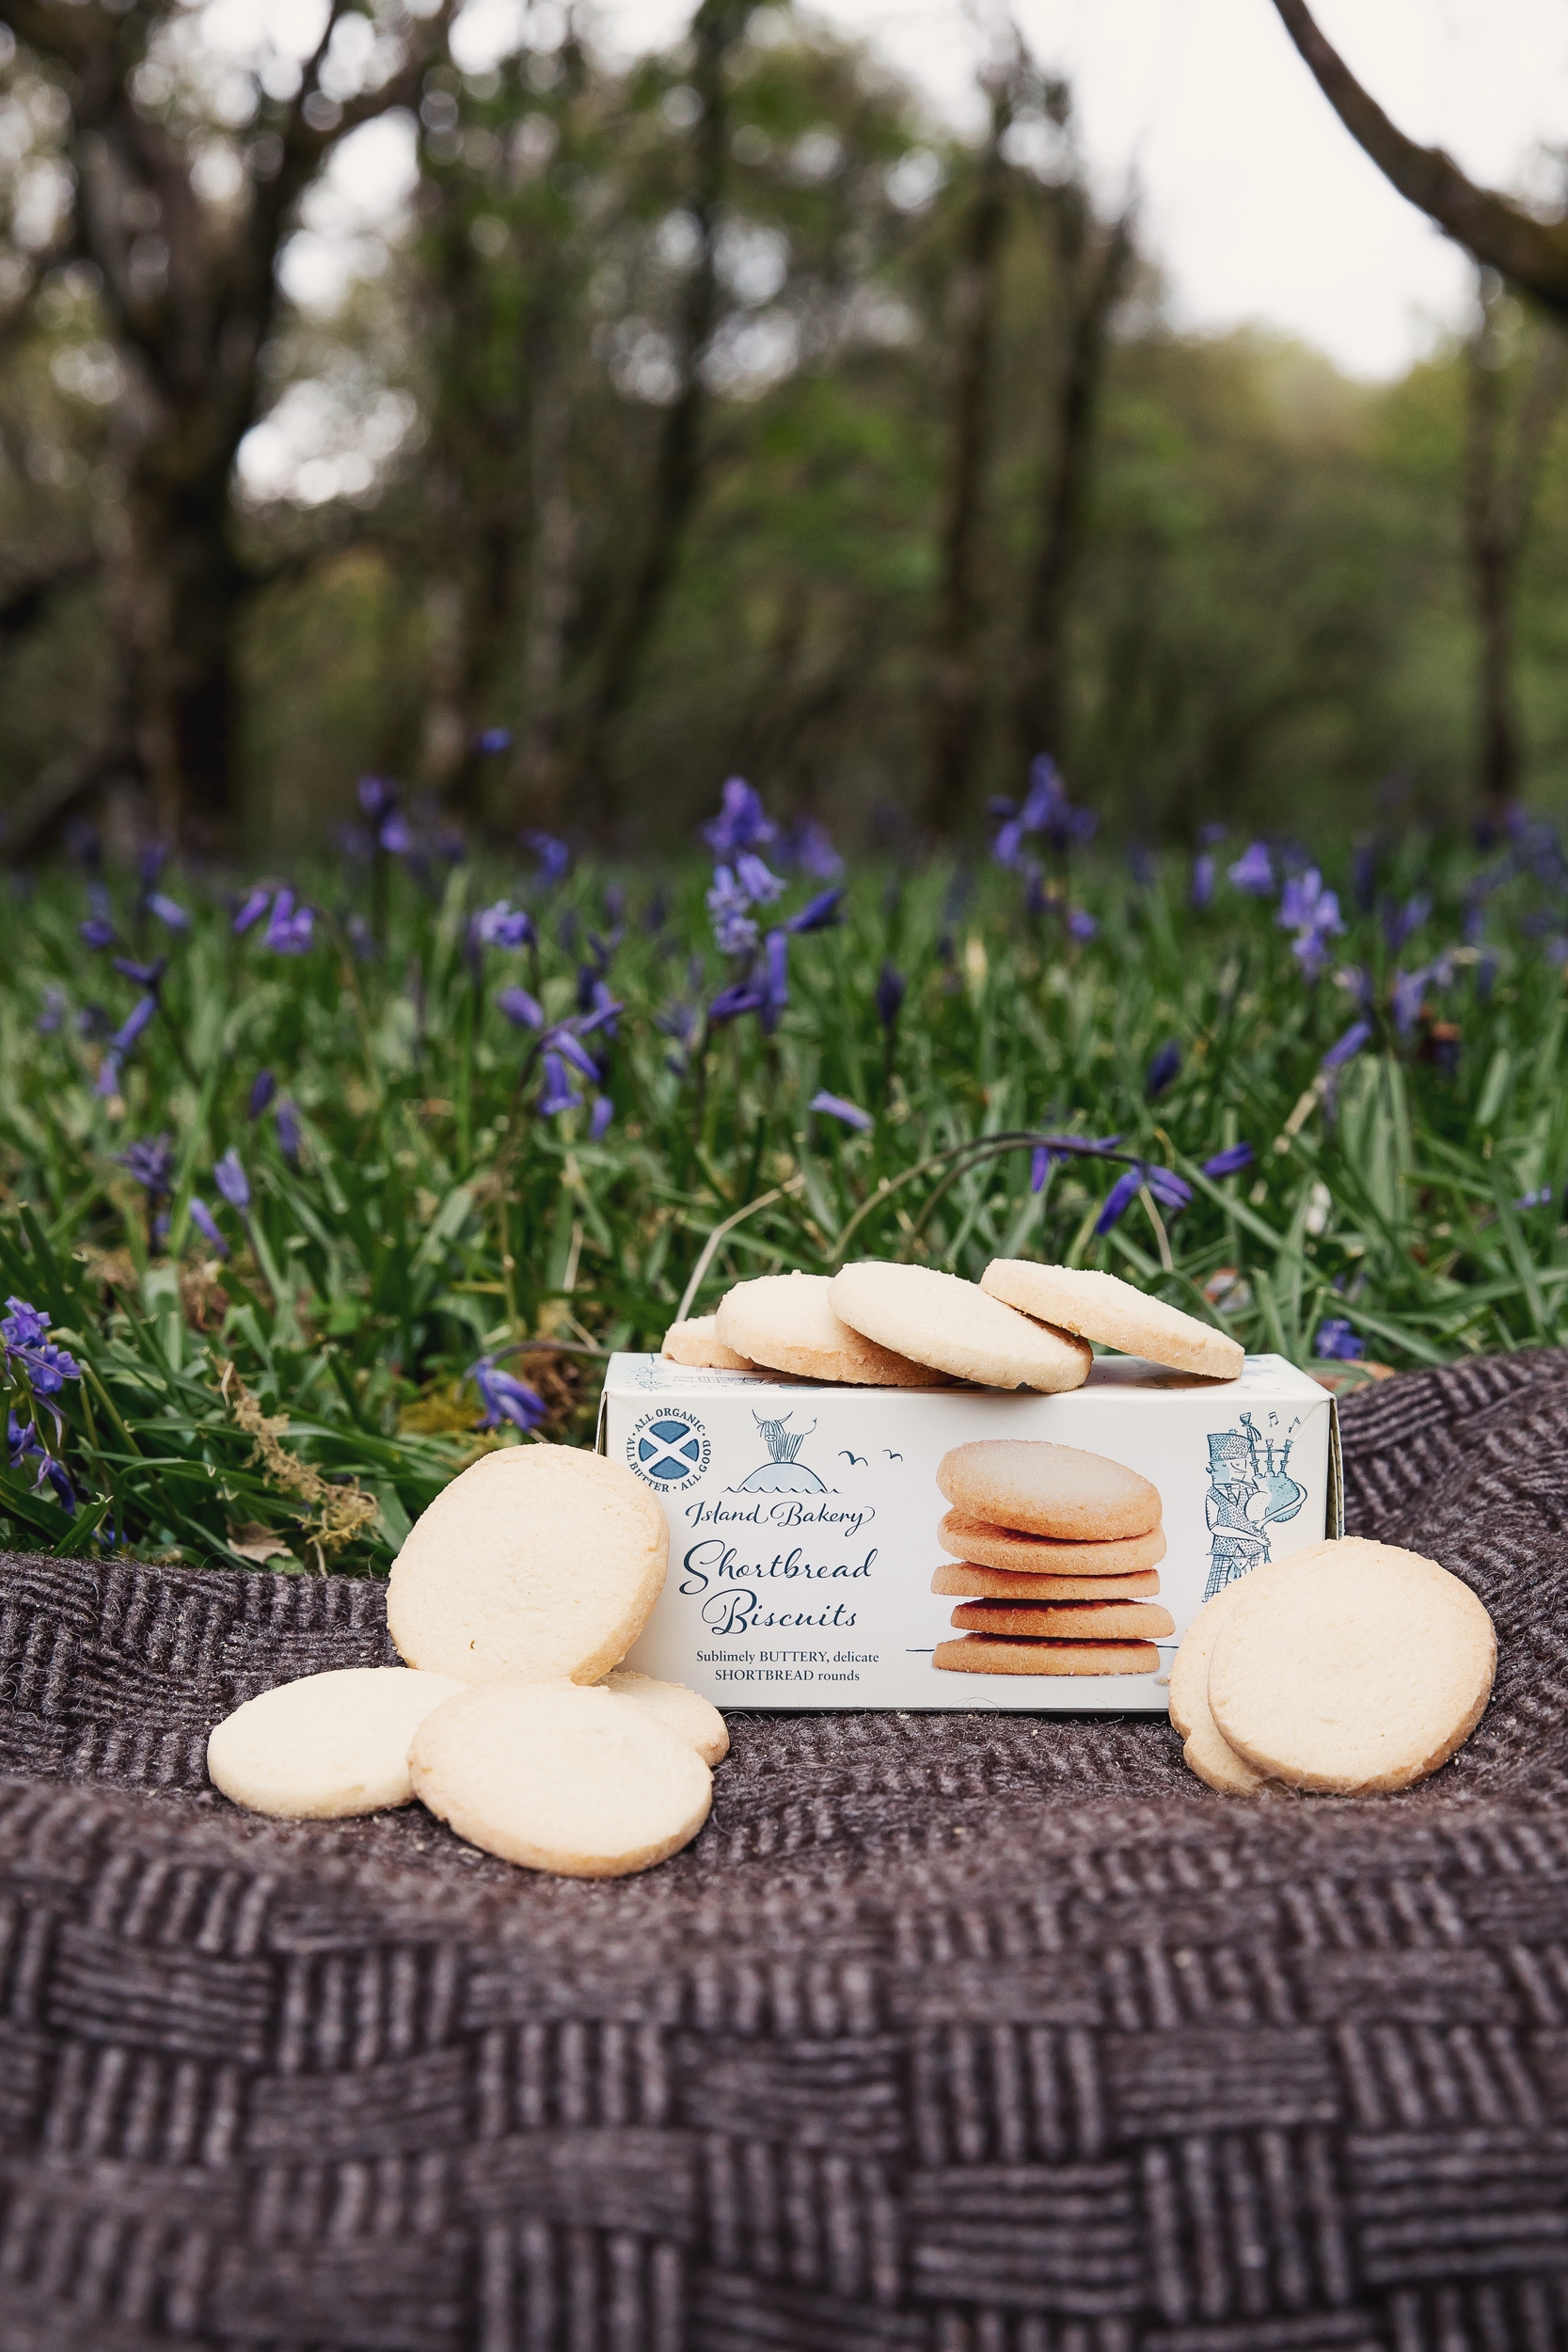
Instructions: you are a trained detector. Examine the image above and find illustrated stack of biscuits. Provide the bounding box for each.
[931,1438,1174,1676]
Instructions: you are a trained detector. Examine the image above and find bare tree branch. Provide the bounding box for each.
[1271,0,1568,317]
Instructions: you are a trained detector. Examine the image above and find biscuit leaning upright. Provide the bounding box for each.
[981,1261,1243,1380]
[388,1443,669,1684]
[717,1271,938,1386]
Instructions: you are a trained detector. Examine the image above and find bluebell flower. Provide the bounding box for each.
[1228,842,1274,896]
[547,1029,601,1083]
[702,778,775,858]
[524,830,571,883]
[80,916,117,949]
[1145,1166,1194,1214]
[784,886,845,935]
[275,1100,302,1165]
[575,995,624,1041]
[1322,1020,1371,1073]
[1518,1185,1552,1211]
[538,1052,582,1117]
[137,843,167,890]
[736,853,784,904]
[474,728,513,755]
[116,1134,174,1200]
[379,814,413,856]
[232,887,271,935]
[214,1150,249,1211]
[358,776,395,822]
[110,995,157,1057]
[1202,1141,1255,1178]
[1146,1041,1181,1100]
[263,891,313,954]
[761,930,789,1034]
[95,1057,121,1100]
[36,987,67,1035]
[147,893,190,931]
[472,1357,547,1433]
[708,978,765,1026]
[1315,1316,1365,1361]
[809,1090,872,1133]
[473,898,533,951]
[1095,1166,1144,1233]
[1382,892,1432,954]
[1066,907,1098,943]
[705,866,760,957]
[1391,967,1428,1039]
[189,1200,229,1257]
[113,955,166,990]
[498,986,545,1031]
[247,1070,276,1120]
[1,1297,51,1350]
[589,1095,614,1141]
[782,816,842,880]
[876,961,906,1030]
[1191,854,1215,912]
[1030,1145,1052,1193]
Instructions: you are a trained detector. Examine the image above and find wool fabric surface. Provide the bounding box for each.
[2,1348,1568,2350]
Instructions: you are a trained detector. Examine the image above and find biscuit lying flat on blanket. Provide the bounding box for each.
[938,1441,1161,1541]
[207,1666,468,1819]
[939,1510,1166,1579]
[603,1669,729,1765]
[1166,1582,1269,1795]
[411,1681,713,1877]
[715,1272,937,1386]
[950,1597,1175,1640]
[388,1444,668,1685]
[933,1633,1160,1677]
[831,1263,1092,1391]
[932,1559,1162,1601]
[981,1261,1243,1381]
[1207,1538,1497,1794]
[661,1315,754,1372]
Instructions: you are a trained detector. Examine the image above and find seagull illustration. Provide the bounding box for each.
[884,1449,903,1460]
[839,1450,867,1467]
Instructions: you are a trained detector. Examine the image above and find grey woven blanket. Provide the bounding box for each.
[2,1351,1567,2352]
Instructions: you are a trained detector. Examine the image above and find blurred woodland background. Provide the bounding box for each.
[1,0,1566,857]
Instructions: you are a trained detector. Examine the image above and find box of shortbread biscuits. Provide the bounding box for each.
[601,1352,1343,1713]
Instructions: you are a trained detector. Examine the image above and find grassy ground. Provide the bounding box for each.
[1,802,1562,1570]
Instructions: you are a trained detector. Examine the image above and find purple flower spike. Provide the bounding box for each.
[783,816,842,881]
[1391,967,1429,1038]
[705,866,760,957]
[263,891,314,954]
[589,1095,614,1141]
[110,995,157,1057]
[1228,842,1275,896]
[761,930,789,1034]
[523,830,571,883]
[735,852,785,905]
[116,1134,175,1199]
[1322,1020,1372,1073]
[809,1090,872,1133]
[497,986,545,1031]
[708,978,765,1026]
[476,900,534,950]
[80,916,117,949]
[358,775,397,824]
[1201,1141,1255,1178]
[1066,907,1098,943]
[2,1297,51,1349]
[1030,1145,1053,1194]
[702,778,775,859]
[784,886,845,935]
[538,1053,582,1117]
[214,1150,249,1212]
[247,1070,276,1120]
[147,893,190,932]
[1315,1316,1365,1361]
[1191,854,1215,912]
[113,955,166,990]
[95,1055,121,1099]
[1518,1185,1553,1211]
[1095,1166,1144,1233]
[875,962,906,1031]
[472,1357,547,1433]
[275,1100,302,1165]
[232,887,272,935]
[547,1029,600,1083]
[1146,1041,1181,1100]
[189,1200,230,1258]
[1145,1166,1194,1214]
[379,814,413,856]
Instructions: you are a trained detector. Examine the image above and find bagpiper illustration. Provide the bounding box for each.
[1203,1410,1305,1598]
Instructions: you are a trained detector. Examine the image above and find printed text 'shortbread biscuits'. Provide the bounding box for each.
[938,1440,1162,1542]
[981,1261,1243,1381]
[1206,1538,1496,1794]
[388,1444,669,1686]
[716,1272,937,1387]
[830,1263,1091,1391]
[939,1510,1166,1579]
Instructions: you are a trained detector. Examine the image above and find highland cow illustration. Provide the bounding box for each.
[732,1412,831,1494]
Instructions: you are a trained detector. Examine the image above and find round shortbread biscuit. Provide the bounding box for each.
[981,1260,1243,1381]
[932,1559,1162,1600]
[661,1315,753,1373]
[1206,1538,1497,1794]
[410,1680,713,1877]
[938,1442,1161,1541]
[603,1669,729,1765]
[207,1666,469,1820]
[1167,1581,1269,1795]
[933,1634,1160,1677]
[715,1272,937,1386]
[939,1510,1166,1578]
[388,1444,669,1686]
[830,1263,1091,1391]
[950,1597,1175,1640]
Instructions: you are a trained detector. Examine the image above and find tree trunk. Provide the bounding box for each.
[924,77,1014,838]
[1013,199,1132,779]
[514,348,576,827]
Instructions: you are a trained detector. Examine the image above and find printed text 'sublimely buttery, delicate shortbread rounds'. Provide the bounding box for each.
[603,1668,730,1765]
[715,1272,938,1386]
[661,1315,754,1373]
[938,1441,1162,1542]
[1166,1579,1271,1795]
[933,1633,1160,1677]
[410,1681,713,1877]
[207,1666,469,1820]
[830,1263,1091,1391]
[932,1559,1162,1601]
[939,1510,1166,1579]
[981,1261,1243,1381]
[950,1597,1175,1641]
[1206,1539,1497,1794]
[387,1444,669,1686]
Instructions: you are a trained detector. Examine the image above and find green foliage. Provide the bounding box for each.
[1,826,1566,1569]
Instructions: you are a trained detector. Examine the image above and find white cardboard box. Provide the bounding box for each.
[600,1352,1343,1712]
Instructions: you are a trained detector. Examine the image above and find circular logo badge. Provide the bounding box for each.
[626,1408,710,1491]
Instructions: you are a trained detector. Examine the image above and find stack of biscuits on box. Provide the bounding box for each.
[932,1438,1174,1676]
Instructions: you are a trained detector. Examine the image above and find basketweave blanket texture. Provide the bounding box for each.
[1,1352,1568,2352]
